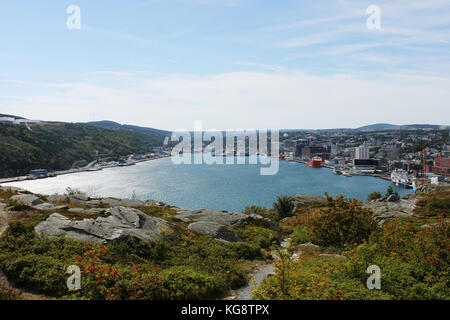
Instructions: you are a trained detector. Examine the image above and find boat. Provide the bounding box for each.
[333,167,342,175]
[342,171,352,177]
[391,169,413,188]
[308,157,322,168]
[279,155,286,160]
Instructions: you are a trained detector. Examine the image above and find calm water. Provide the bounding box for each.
[4,156,411,212]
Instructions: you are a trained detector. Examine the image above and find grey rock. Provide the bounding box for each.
[72,193,89,201]
[68,208,88,214]
[175,209,249,226]
[32,202,68,211]
[47,194,67,203]
[188,221,241,242]
[68,197,89,207]
[0,186,25,193]
[364,196,416,223]
[174,209,280,241]
[34,206,171,244]
[289,194,325,208]
[387,194,399,202]
[10,194,43,206]
[98,197,144,208]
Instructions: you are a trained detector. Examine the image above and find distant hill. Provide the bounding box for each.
[0,114,26,120]
[87,120,170,138]
[355,123,447,132]
[0,121,166,178]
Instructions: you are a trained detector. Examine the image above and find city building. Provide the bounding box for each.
[355,146,369,159]
[432,156,450,176]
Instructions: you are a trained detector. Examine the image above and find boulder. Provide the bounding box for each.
[34,206,171,244]
[32,203,68,211]
[188,221,241,242]
[175,209,250,226]
[0,186,30,194]
[174,209,280,241]
[97,197,144,208]
[10,194,43,206]
[47,194,67,203]
[364,196,415,223]
[289,194,325,208]
[68,196,89,207]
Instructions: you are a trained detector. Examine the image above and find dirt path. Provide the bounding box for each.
[0,202,48,300]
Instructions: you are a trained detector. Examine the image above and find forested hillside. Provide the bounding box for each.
[0,122,165,178]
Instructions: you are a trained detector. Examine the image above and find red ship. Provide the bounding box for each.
[306,157,322,168]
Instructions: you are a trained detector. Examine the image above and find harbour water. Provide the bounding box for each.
[3,156,411,212]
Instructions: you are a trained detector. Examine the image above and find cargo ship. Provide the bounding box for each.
[391,169,413,188]
[306,157,322,168]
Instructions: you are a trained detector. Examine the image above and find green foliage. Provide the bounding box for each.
[307,194,379,249]
[273,195,295,219]
[244,205,280,223]
[255,213,449,300]
[386,186,394,196]
[367,191,382,202]
[291,225,313,244]
[6,199,31,211]
[0,187,16,200]
[0,122,165,178]
[385,186,399,200]
[234,224,280,250]
[137,205,177,221]
[0,207,278,300]
[413,186,450,217]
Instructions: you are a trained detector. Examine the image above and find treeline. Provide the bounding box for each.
[0,122,165,178]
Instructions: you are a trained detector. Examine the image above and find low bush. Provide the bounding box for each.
[306,195,379,249]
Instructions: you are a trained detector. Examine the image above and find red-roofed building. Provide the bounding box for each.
[432,156,450,176]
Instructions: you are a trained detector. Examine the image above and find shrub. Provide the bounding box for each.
[367,191,382,202]
[0,282,23,300]
[273,195,295,219]
[307,194,379,249]
[291,225,313,245]
[6,199,31,211]
[234,225,280,249]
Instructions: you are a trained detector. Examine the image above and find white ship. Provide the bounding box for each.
[391,169,413,188]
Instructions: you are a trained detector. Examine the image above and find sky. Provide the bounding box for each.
[0,0,449,130]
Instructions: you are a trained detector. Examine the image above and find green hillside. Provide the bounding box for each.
[0,121,166,178]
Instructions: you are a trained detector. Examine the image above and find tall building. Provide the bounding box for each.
[355,146,369,159]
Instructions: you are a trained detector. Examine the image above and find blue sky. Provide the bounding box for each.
[1,0,449,130]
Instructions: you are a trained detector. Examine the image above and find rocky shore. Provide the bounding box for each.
[0,185,433,245]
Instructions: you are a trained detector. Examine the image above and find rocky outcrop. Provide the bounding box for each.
[32,203,68,211]
[10,194,43,206]
[34,206,170,244]
[289,194,325,208]
[188,221,242,242]
[174,209,279,242]
[175,209,249,225]
[364,193,416,223]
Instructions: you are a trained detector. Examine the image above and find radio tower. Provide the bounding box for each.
[422,143,428,184]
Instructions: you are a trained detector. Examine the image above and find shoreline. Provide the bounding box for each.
[0,154,171,184]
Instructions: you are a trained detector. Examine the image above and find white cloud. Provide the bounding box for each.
[3,70,450,130]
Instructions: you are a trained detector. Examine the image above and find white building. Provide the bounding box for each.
[355,146,369,159]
